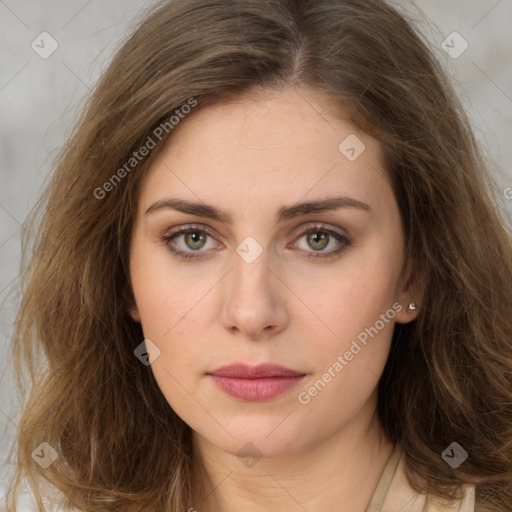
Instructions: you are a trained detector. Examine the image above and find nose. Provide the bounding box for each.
[220,245,288,340]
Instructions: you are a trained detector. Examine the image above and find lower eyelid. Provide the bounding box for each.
[162,225,349,257]
[164,229,218,253]
[297,232,350,257]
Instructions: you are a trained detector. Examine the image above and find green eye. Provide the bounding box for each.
[295,225,351,259]
[159,223,351,262]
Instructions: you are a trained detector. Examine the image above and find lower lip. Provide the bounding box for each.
[209,375,306,401]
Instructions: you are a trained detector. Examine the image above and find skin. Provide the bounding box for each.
[128,86,422,512]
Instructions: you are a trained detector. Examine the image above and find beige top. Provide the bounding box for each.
[366,445,475,512]
[11,445,475,512]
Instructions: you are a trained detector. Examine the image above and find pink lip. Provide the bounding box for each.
[207,363,307,401]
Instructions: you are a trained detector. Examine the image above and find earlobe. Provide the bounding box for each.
[124,281,141,322]
[127,305,141,323]
[394,258,425,324]
[394,301,420,324]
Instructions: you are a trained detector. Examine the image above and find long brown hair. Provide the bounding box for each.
[3,0,512,510]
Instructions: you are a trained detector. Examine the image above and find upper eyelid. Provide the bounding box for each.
[165,222,348,247]
[166,224,218,241]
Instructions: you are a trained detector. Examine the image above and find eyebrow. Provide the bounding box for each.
[145,195,371,223]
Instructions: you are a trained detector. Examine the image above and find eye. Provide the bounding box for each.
[158,225,219,261]
[159,223,351,262]
[293,224,351,259]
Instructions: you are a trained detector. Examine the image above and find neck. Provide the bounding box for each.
[190,395,394,512]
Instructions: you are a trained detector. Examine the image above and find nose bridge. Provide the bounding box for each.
[221,235,286,337]
[231,236,272,303]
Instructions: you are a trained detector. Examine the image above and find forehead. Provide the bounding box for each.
[139,87,392,217]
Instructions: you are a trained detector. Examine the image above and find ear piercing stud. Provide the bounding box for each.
[408,302,417,311]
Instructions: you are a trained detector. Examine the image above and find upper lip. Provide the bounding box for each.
[207,363,305,378]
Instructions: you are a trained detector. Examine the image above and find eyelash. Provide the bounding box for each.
[158,223,351,262]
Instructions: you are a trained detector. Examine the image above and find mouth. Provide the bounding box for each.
[207,363,307,401]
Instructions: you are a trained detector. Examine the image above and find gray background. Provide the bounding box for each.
[1,0,511,508]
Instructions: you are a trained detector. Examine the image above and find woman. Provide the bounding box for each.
[4,0,512,511]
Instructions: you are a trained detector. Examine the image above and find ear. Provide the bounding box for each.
[127,304,141,323]
[124,288,141,322]
[124,280,141,323]
[394,254,425,325]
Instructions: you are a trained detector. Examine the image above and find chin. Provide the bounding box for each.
[195,420,309,461]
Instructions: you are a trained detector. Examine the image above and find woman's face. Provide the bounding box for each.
[128,86,418,460]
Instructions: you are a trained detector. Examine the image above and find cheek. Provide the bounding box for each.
[290,243,402,415]
[129,243,206,418]
[295,267,397,422]
[293,246,402,348]
[129,241,217,405]
[130,239,210,338]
